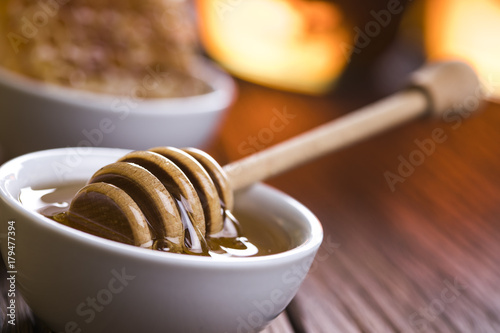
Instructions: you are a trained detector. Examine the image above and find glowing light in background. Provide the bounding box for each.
[425,0,500,99]
[196,0,352,94]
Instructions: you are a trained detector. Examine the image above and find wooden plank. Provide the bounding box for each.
[216,79,500,333]
[262,312,295,333]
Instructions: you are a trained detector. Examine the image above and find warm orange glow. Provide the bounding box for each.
[425,0,500,99]
[196,0,352,94]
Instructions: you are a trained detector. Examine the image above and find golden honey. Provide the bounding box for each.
[19,182,292,257]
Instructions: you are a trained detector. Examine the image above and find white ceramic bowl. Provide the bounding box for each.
[0,148,323,333]
[0,60,235,161]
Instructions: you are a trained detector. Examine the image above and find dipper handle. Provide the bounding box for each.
[223,61,482,191]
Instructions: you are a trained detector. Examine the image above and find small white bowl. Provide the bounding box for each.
[0,148,323,333]
[0,60,235,161]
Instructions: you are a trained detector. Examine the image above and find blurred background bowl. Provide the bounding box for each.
[0,58,235,162]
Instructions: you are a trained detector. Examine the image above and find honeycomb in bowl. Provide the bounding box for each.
[0,0,211,97]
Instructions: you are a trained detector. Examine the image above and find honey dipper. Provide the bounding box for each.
[64,61,481,253]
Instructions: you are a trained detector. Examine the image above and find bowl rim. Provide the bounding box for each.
[0,57,236,116]
[0,148,323,268]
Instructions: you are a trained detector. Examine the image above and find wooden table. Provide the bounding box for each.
[213,77,500,332]
[2,75,499,332]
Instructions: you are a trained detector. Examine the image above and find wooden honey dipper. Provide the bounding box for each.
[64,61,482,254]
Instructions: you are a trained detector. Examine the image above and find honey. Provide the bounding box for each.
[19,182,292,258]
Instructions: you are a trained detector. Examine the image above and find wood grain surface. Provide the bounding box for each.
[1,76,499,332]
[214,78,500,333]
